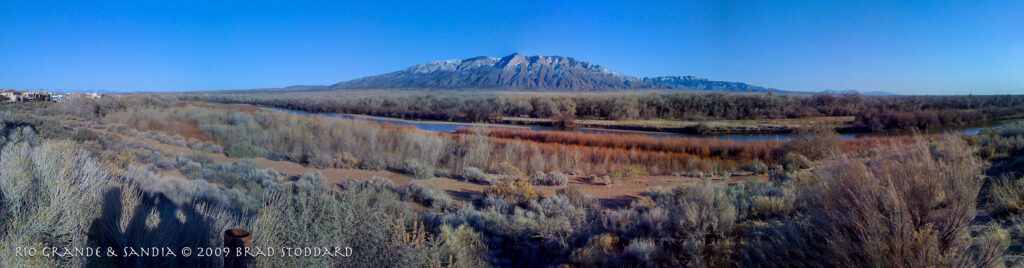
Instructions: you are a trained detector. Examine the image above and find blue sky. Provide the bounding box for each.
[0,0,1021,94]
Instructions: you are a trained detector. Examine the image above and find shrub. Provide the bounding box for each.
[531,171,569,186]
[624,238,658,262]
[570,233,621,266]
[294,172,328,192]
[226,141,267,158]
[360,155,387,171]
[674,182,738,249]
[749,196,791,217]
[100,147,141,177]
[434,168,453,179]
[784,136,988,266]
[783,126,841,160]
[109,124,138,136]
[438,224,489,267]
[554,112,577,129]
[397,182,455,211]
[72,128,102,144]
[0,141,109,267]
[128,166,262,213]
[333,152,360,169]
[781,152,811,172]
[989,176,1024,214]
[203,144,224,154]
[741,160,769,174]
[92,168,248,267]
[597,175,620,185]
[187,140,204,151]
[967,224,1011,268]
[252,180,443,267]
[307,150,333,168]
[498,161,522,177]
[460,167,490,184]
[625,181,739,266]
[175,157,283,197]
[610,164,648,179]
[148,131,186,146]
[630,196,656,209]
[484,180,539,204]
[404,159,435,180]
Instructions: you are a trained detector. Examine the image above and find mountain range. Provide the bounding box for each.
[288,53,891,94]
[330,54,663,91]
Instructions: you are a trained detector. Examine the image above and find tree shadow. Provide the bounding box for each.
[598,195,636,209]
[86,187,223,267]
[444,189,479,202]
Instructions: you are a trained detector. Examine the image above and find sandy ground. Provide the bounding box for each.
[93,122,761,208]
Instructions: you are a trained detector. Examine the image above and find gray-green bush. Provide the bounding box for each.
[531,171,569,186]
[404,159,434,180]
[460,167,490,184]
[0,140,109,267]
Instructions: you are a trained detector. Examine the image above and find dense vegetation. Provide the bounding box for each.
[46,97,762,176]
[4,95,1024,266]
[181,90,1024,132]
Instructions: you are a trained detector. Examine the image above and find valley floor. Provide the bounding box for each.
[87,117,761,209]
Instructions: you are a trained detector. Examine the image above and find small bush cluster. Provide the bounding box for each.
[147,130,187,146]
[989,176,1024,214]
[531,171,569,186]
[252,179,463,267]
[740,160,769,174]
[226,140,267,158]
[405,159,435,180]
[781,152,811,171]
[742,136,999,266]
[459,167,491,184]
[497,161,522,177]
[484,180,539,204]
[333,152,360,168]
[0,140,108,267]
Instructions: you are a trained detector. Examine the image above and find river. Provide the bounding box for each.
[252,105,1020,142]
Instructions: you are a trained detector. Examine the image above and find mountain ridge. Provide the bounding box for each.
[278,53,893,95]
[330,53,665,91]
[641,76,780,92]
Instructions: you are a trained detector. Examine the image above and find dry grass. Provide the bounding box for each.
[989,176,1024,214]
[93,101,739,176]
[463,127,783,162]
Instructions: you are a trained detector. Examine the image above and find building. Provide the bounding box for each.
[1,90,54,102]
[51,94,72,102]
[21,92,51,102]
[1,90,21,102]
[68,92,102,100]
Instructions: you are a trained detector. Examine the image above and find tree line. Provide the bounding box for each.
[180,90,1024,132]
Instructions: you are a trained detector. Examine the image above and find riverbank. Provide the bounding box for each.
[224,102,1024,141]
[500,116,853,135]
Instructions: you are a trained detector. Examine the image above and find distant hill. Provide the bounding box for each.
[641,76,780,92]
[816,89,897,96]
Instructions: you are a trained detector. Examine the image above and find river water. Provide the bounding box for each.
[253,105,1020,142]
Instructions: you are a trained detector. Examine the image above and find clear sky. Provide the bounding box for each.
[1,0,1021,94]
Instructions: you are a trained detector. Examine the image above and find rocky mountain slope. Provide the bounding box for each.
[330,53,666,91]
